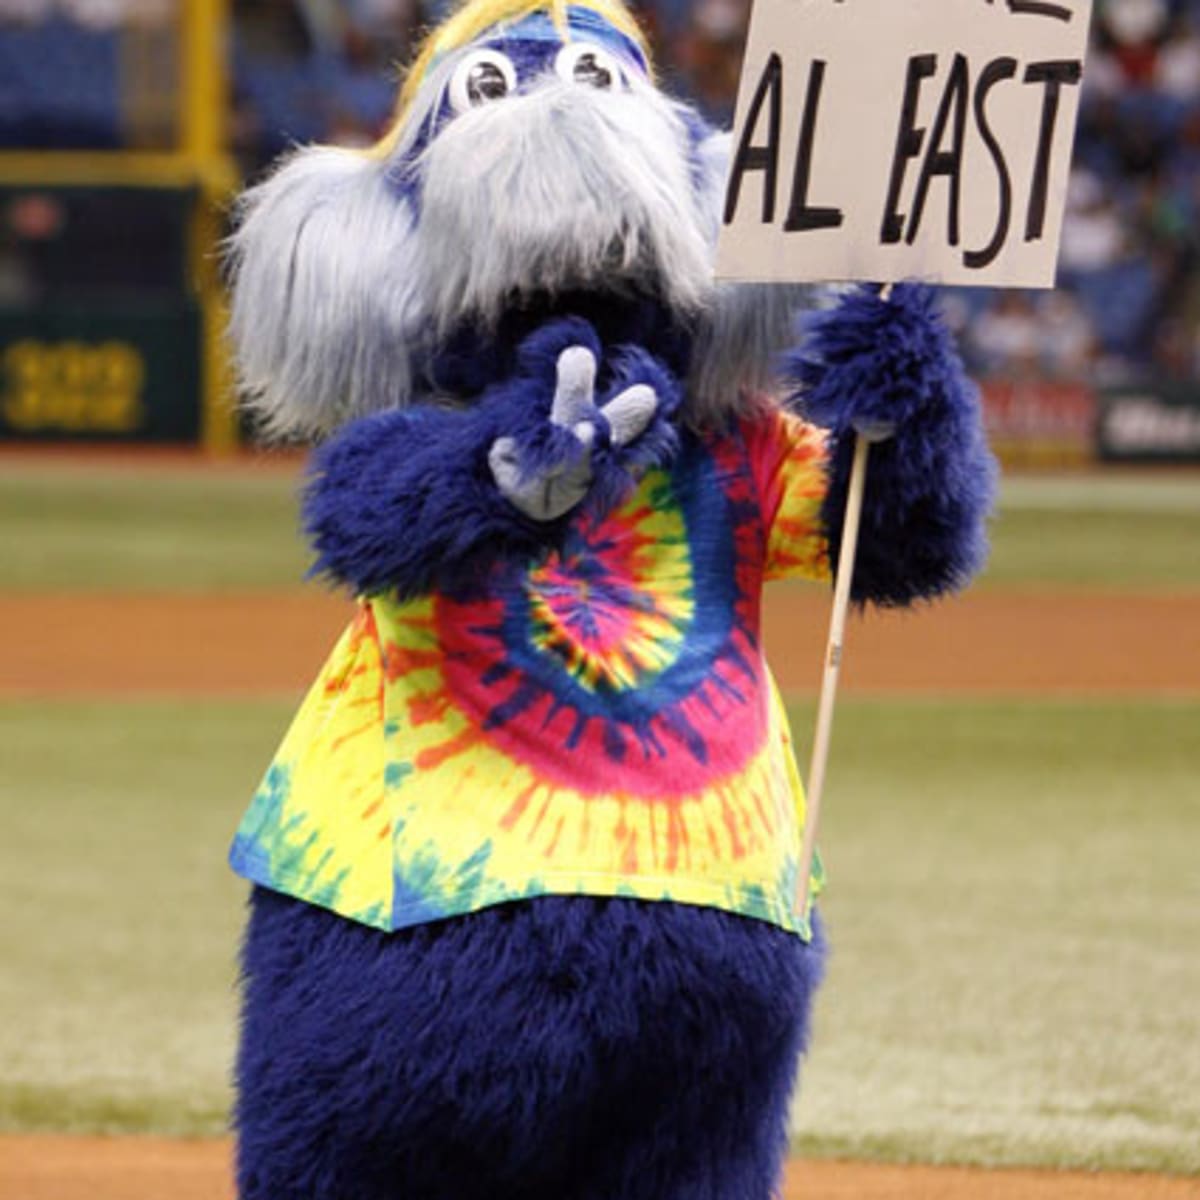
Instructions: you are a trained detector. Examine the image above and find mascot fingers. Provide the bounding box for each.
[489,354,663,521]
[549,346,658,448]
[489,333,674,522]
[602,383,658,447]
[489,433,593,521]
[549,345,599,430]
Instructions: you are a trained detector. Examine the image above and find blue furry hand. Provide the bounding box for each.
[490,344,662,522]
[783,282,997,606]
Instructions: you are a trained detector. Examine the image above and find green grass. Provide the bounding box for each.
[1,697,1197,1172]
[0,462,308,590]
[979,476,1200,590]
[790,697,1200,1173]
[1,461,1197,591]
[0,699,294,1135]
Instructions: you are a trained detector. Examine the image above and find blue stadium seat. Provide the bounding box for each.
[0,17,120,148]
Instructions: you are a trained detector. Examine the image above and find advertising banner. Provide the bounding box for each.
[981,378,1097,466]
[0,304,201,443]
[1097,384,1200,463]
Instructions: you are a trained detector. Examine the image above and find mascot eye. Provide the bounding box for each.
[554,42,625,90]
[449,50,518,112]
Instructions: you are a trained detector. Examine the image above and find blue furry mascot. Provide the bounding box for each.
[225,1,995,1196]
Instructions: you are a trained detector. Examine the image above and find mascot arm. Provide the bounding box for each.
[784,283,998,607]
[302,400,553,599]
[303,320,681,600]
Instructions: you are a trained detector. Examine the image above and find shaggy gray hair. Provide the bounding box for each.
[225,147,426,440]
[226,41,808,439]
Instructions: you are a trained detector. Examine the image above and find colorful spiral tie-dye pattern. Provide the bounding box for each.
[230,410,831,939]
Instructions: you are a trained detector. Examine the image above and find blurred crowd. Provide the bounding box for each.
[955,0,1200,385]
[0,0,1198,385]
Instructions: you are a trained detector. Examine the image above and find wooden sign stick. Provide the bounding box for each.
[794,283,892,924]
[794,431,868,923]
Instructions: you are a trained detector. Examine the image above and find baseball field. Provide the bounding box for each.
[1,449,1197,1199]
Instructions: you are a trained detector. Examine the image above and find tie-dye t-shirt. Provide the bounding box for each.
[230,409,831,940]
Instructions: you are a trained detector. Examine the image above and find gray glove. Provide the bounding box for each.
[489,346,658,522]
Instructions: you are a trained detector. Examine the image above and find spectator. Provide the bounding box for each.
[1059,169,1127,274]
[1,0,1197,385]
[668,0,750,124]
[1099,0,1170,86]
[968,293,1042,380]
[1156,14,1200,101]
[1036,292,1096,381]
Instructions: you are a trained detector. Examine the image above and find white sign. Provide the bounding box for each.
[715,0,1093,288]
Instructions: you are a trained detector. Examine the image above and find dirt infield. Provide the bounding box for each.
[2,1137,1198,1200]
[2,588,1198,697]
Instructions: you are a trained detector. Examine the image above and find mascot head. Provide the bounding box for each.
[228,0,800,439]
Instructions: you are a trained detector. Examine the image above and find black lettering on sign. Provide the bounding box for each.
[784,59,844,232]
[1023,59,1082,241]
[1001,0,1073,21]
[963,56,1017,269]
[724,53,783,225]
[905,51,970,246]
[880,53,937,244]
